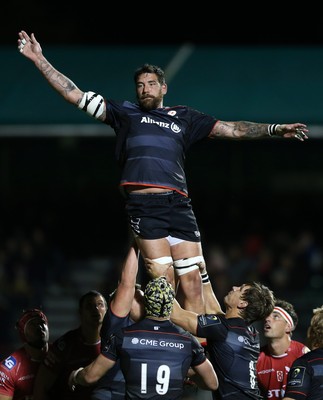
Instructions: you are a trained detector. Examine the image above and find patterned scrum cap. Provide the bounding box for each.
[144,277,175,318]
[16,308,48,342]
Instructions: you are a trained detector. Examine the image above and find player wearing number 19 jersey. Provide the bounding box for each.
[69,277,218,398]
[103,316,208,399]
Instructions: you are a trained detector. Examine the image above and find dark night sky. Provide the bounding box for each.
[2,3,323,46]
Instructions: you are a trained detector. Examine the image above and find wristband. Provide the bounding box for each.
[267,124,280,136]
[73,367,84,385]
[201,272,209,284]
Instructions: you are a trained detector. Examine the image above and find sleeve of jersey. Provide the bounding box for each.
[101,332,119,362]
[284,359,311,399]
[100,308,115,345]
[100,309,129,351]
[104,99,129,130]
[196,314,224,339]
[186,107,218,145]
[190,336,207,367]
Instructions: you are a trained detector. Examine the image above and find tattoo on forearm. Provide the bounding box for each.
[37,60,76,94]
[235,122,268,138]
[211,121,268,138]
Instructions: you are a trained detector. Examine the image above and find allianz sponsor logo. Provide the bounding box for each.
[131,337,184,349]
[140,117,181,133]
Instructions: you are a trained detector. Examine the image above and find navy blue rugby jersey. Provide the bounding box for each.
[284,348,323,400]
[197,314,263,400]
[94,307,134,398]
[101,317,207,400]
[105,100,217,196]
[100,306,133,348]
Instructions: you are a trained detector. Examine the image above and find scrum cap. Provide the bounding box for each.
[16,308,48,342]
[144,277,175,318]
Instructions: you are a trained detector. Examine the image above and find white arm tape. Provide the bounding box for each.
[174,256,204,276]
[78,91,105,119]
[152,256,173,265]
[69,367,84,391]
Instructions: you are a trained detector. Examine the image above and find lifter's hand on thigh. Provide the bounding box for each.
[144,258,173,280]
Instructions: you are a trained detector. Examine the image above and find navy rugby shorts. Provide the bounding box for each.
[125,191,201,242]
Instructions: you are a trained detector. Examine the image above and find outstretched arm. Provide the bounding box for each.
[210,120,308,141]
[110,242,140,317]
[17,30,106,121]
[171,299,199,334]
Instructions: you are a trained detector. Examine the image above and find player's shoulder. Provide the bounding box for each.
[290,347,321,367]
[164,105,187,110]
[0,347,26,371]
[290,340,310,354]
[163,105,190,115]
[108,99,137,110]
[198,313,224,326]
[170,321,196,338]
[301,347,323,361]
[1,347,26,361]
[54,327,80,348]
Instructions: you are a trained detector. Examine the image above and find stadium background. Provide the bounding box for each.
[1,3,323,352]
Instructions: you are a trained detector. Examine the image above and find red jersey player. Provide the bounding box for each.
[0,309,49,400]
[257,299,310,399]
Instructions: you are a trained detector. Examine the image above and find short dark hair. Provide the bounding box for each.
[275,298,298,329]
[79,290,107,309]
[134,64,166,85]
[240,282,275,324]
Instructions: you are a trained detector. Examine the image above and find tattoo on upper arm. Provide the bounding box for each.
[209,121,234,138]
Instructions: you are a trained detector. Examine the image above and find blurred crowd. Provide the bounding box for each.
[0,226,67,354]
[205,227,323,300]
[1,222,322,356]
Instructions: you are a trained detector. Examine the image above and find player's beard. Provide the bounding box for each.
[138,92,163,111]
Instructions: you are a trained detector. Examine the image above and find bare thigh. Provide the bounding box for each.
[136,237,175,286]
[135,237,171,259]
[171,240,205,313]
[170,240,203,259]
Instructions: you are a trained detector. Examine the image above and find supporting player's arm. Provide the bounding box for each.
[69,354,115,390]
[191,358,219,391]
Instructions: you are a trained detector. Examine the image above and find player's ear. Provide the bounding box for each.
[162,83,167,95]
[285,322,293,335]
[238,300,248,309]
